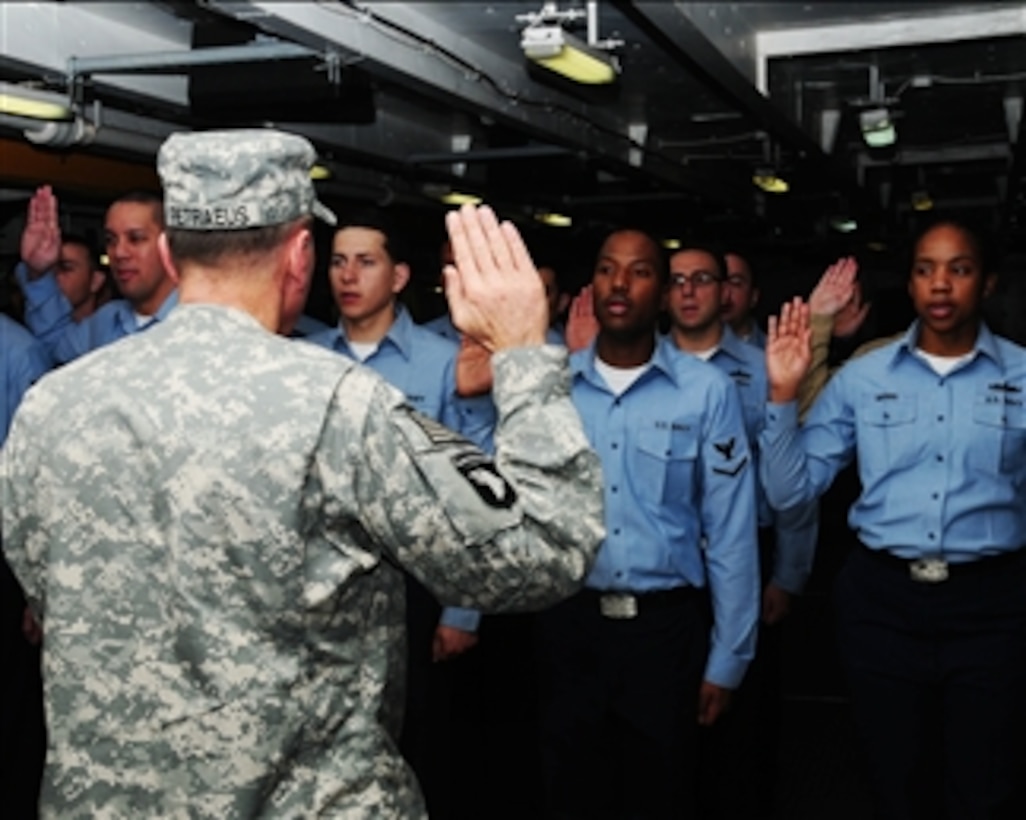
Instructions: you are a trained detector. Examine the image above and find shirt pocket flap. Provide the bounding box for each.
[859,395,917,426]
[973,394,1026,429]
[636,424,699,461]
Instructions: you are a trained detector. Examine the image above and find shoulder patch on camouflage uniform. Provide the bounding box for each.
[452,451,518,510]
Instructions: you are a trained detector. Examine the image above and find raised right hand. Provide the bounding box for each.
[565,284,599,353]
[766,297,812,403]
[20,185,61,280]
[807,256,858,318]
[444,204,548,352]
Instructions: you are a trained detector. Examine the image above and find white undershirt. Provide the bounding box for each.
[691,345,719,362]
[348,340,379,362]
[134,312,154,329]
[913,347,975,377]
[595,359,650,396]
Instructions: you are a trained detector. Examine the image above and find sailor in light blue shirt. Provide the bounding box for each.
[16,188,178,365]
[570,335,759,685]
[762,318,1026,557]
[664,246,816,601]
[759,218,1026,819]
[539,228,758,819]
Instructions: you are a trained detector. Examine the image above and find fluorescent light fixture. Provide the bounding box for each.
[752,170,789,194]
[521,25,619,85]
[830,217,858,233]
[309,164,332,181]
[911,190,933,211]
[0,81,72,121]
[859,107,896,148]
[662,238,682,249]
[440,191,483,206]
[535,211,573,227]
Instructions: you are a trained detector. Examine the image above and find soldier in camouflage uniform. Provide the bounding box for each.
[1,128,605,818]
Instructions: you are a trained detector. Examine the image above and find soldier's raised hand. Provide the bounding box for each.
[443,204,548,352]
[20,185,61,280]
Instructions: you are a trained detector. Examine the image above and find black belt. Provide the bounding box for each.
[859,543,1026,584]
[575,585,701,619]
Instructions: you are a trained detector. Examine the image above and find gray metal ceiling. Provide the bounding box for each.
[1,1,1025,256]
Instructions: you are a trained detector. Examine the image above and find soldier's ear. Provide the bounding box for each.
[157,233,181,286]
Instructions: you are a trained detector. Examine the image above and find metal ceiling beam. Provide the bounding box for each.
[857,143,1013,169]
[67,42,316,80]
[613,2,867,201]
[200,0,751,206]
[408,145,574,165]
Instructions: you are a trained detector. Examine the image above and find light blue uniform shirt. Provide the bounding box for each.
[305,304,496,631]
[16,262,179,365]
[760,322,1026,561]
[1,314,52,445]
[569,335,759,688]
[670,327,817,594]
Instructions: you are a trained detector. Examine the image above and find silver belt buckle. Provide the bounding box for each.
[599,593,638,619]
[909,558,949,583]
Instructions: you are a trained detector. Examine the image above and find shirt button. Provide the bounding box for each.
[611,442,619,450]
[615,571,624,578]
[613,528,621,536]
[611,485,618,493]
[931,492,939,500]
[936,454,944,462]
[928,532,936,540]
[883,412,890,420]
[937,415,944,422]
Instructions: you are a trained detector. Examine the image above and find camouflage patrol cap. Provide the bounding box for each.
[157,128,337,231]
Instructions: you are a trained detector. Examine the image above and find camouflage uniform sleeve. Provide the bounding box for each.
[315,345,605,613]
[1,388,55,611]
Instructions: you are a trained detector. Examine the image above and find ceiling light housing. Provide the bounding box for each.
[911,189,934,211]
[535,211,573,227]
[859,107,896,148]
[521,25,619,85]
[752,169,790,194]
[0,81,73,121]
[440,191,483,206]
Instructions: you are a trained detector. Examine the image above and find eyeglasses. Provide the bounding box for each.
[669,270,723,289]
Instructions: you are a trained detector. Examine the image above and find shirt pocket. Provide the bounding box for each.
[631,423,700,507]
[970,394,1026,476]
[856,394,919,473]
